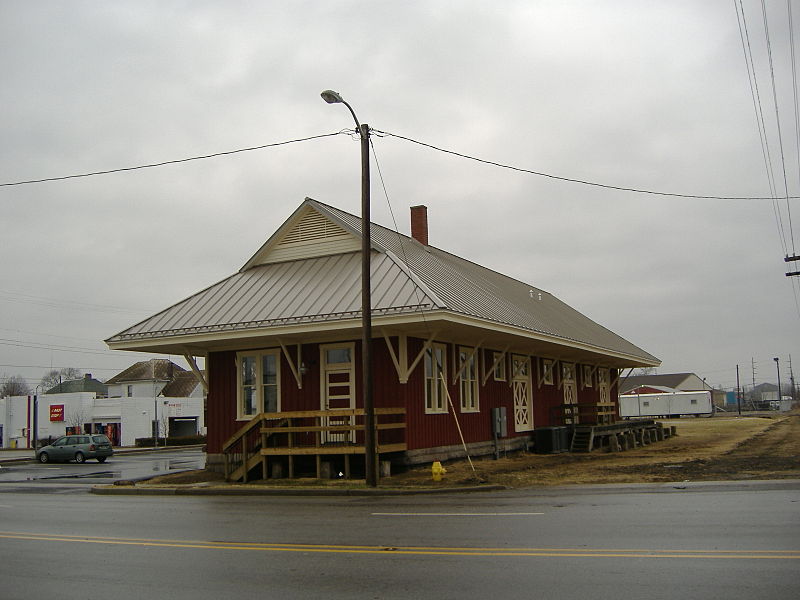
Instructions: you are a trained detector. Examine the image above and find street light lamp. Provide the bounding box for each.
[321,89,377,487]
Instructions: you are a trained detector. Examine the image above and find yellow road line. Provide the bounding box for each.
[0,532,797,559]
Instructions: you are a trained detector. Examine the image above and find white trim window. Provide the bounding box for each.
[424,343,447,414]
[582,365,593,388]
[237,349,281,420]
[493,351,507,382]
[458,346,479,412]
[541,359,555,385]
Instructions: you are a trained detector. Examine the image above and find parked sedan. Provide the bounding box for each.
[36,434,114,464]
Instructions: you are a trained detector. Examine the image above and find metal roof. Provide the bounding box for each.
[107,198,659,366]
[105,359,185,385]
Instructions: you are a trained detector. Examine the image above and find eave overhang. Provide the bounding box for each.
[106,308,660,369]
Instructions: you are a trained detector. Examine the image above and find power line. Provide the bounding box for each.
[0,290,153,315]
[735,0,783,245]
[0,131,347,187]
[374,129,800,201]
[760,0,794,252]
[0,338,150,358]
[2,125,797,201]
[0,364,130,371]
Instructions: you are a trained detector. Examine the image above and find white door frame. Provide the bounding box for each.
[320,342,356,443]
[512,354,533,432]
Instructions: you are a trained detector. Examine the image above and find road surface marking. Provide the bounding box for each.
[372,512,544,516]
[0,532,798,560]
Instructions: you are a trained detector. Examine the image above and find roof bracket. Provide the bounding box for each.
[581,364,599,390]
[382,331,409,383]
[483,346,509,386]
[452,341,483,385]
[537,358,559,389]
[278,339,303,389]
[182,351,208,393]
[406,332,440,380]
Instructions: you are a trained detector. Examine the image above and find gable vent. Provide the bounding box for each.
[251,208,361,265]
[279,210,349,246]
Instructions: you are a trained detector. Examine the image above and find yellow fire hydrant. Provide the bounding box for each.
[431,461,447,482]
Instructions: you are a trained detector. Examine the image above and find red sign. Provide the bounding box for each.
[49,404,65,422]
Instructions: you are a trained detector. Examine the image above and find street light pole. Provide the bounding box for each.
[33,384,42,451]
[321,90,377,487]
[774,357,781,409]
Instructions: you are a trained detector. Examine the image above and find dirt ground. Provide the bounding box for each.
[145,412,800,488]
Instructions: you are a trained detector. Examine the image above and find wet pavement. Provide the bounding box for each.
[0,447,204,487]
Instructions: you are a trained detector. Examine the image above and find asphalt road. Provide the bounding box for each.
[0,480,797,599]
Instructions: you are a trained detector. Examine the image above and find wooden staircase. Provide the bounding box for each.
[222,408,407,482]
[222,414,289,483]
[570,426,595,452]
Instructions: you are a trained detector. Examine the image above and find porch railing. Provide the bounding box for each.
[550,402,618,426]
[222,407,406,482]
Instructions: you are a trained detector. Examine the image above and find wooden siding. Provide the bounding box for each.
[207,340,620,455]
[206,350,237,454]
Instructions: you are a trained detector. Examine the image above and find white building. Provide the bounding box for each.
[1,359,205,448]
[0,391,205,448]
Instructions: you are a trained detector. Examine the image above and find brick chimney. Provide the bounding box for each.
[410,205,428,245]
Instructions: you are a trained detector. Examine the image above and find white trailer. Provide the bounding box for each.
[619,391,713,418]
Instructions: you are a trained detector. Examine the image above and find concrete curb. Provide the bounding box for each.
[91,483,507,496]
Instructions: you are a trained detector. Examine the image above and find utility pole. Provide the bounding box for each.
[784,254,800,277]
[751,358,758,410]
[736,364,742,415]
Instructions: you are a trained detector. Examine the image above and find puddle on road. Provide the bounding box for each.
[0,452,205,483]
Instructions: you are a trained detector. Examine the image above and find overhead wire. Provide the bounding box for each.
[734,0,800,320]
[0,131,348,187]
[789,0,800,227]
[0,289,153,315]
[760,0,795,254]
[0,125,797,201]
[372,129,800,201]
[735,0,786,253]
[784,0,800,315]
[0,337,155,358]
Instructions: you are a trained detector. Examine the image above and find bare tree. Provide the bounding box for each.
[634,367,658,376]
[159,412,171,442]
[40,367,84,391]
[0,374,31,397]
[65,407,88,434]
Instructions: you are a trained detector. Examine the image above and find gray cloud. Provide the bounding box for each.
[1,0,798,390]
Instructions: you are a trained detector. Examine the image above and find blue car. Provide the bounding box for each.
[36,434,114,464]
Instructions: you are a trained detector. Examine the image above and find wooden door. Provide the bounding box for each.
[320,344,356,443]
[562,362,578,424]
[512,355,533,432]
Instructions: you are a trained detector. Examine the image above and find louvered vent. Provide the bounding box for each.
[278,211,349,246]
[255,208,361,264]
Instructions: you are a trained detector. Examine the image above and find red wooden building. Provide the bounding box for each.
[107,199,659,478]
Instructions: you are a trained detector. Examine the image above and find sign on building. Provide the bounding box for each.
[49,404,65,422]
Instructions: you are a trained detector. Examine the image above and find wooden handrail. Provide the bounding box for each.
[222,412,268,453]
[222,407,407,482]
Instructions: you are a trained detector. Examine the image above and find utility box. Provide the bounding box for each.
[491,407,507,438]
[534,426,570,454]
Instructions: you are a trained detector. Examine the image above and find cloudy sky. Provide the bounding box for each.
[1,0,799,392]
